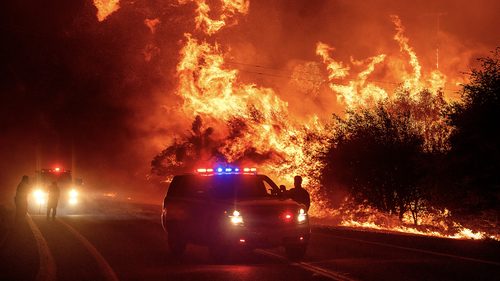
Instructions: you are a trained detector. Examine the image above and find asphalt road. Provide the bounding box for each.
[1,200,499,281]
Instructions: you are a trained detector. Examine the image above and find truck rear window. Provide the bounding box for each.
[210,175,278,200]
[168,174,280,200]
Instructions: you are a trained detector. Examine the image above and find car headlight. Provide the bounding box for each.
[34,189,44,198]
[33,189,45,204]
[298,208,308,223]
[69,189,78,204]
[229,210,244,225]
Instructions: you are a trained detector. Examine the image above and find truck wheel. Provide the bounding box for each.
[285,243,307,260]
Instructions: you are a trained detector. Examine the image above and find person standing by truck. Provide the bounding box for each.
[46,181,60,221]
[14,175,31,222]
[288,176,311,211]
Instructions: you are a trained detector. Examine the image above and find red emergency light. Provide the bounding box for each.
[196,167,257,174]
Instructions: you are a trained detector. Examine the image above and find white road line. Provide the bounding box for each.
[255,249,358,281]
[56,217,119,281]
[315,232,500,266]
[26,214,57,281]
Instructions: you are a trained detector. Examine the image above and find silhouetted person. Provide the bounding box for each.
[15,175,31,221]
[46,181,60,221]
[288,176,310,211]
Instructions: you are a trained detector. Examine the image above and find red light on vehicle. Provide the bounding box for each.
[55,168,60,172]
[198,167,255,174]
[243,167,257,172]
[239,239,245,243]
[286,214,291,219]
[300,237,304,241]
[197,168,214,173]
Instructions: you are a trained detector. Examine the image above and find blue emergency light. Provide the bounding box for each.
[197,167,256,174]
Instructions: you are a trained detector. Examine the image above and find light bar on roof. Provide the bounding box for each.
[39,168,70,173]
[197,168,214,173]
[196,167,257,174]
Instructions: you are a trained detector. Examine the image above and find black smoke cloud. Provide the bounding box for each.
[1,0,499,203]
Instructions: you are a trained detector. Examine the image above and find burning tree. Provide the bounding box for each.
[146,0,498,239]
[437,48,500,235]
[151,115,217,178]
[320,87,451,225]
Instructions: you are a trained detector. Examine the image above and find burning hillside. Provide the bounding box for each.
[93,0,498,240]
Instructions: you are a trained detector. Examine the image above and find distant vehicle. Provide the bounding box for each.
[30,168,83,213]
[161,167,311,260]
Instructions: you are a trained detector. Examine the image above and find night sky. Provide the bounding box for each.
[1,0,499,204]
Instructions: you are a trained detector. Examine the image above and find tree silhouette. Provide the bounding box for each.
[442,48,500,221]
[151,115,215,177]
[321,101,424,221]
[320,87,449,224]
[151,113,286,179]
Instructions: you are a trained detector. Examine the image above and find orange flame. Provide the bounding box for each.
[174,9,446,212]
[179,0,249,35]
[336,203,497,240]
[318,15,449,110]
[93,0,120,22]
[157,2,491,240]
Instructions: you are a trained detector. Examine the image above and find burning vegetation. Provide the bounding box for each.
[92,1,500,240]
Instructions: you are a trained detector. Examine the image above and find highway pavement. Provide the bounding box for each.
[1,200,499,281]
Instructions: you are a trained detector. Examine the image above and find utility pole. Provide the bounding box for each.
[436,12,447,69]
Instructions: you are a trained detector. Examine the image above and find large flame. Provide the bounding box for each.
[152,1,494,240]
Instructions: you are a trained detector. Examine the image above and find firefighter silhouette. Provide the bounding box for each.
[15,175,31,222]
[46,181,60,221]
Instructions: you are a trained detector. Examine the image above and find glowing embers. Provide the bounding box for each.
[230,210,244,226]
[103,192,117,197]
